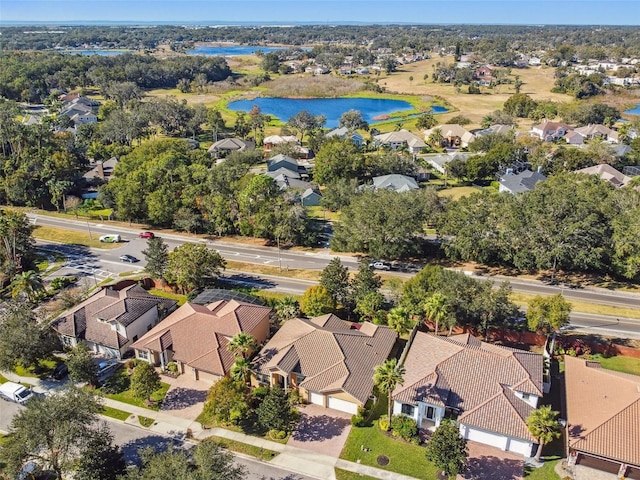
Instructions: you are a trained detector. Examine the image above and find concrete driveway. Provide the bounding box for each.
[459,441,524,480]
[287,404,352,457]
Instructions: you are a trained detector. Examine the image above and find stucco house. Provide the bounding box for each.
[51,285,177,359]
[374,129,427,153]
[393,332,543,457]
[424,124,476,148]
[252,315,397,415]
[367,174,419,193]
[132,299,272,384]
[530,121,574,141]
[575,164,633,188]
[565,356,640,478]
[573,124,619,143]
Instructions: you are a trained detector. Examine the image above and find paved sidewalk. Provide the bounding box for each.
[3,371,421,480]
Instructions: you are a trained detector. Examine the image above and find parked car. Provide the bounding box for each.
[138,231,154,239]
[96,359,120,378]
[99,234,121,243]
[369,261,391,271]
[51,363,68,380]
[119,254,139,263]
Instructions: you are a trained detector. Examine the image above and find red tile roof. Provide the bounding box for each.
[394,332,543,441]
[132,300,271,376]
[565,356,640,467]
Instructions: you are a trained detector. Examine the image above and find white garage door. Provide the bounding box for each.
[309,392,324,406]
[464,427,508,451]
[327,396,358,415]
[506,438,534,457]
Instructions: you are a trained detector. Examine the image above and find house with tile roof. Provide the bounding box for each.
[393,332,543,456]
[423,124,476,149]
[564,356,640,478]
[51,285,177,359]
[252,315,397,415]
[573,124,619,144]
[499,169,547,194]
[530,121,574,142]
[207,137,254,158]
[132,299,272,383]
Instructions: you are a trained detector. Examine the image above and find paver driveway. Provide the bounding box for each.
[287,404,352,457]
[459,441,524,480]
[159,374,209,420]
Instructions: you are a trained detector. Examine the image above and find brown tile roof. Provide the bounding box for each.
[51,285,176,350]
[394,332,542,440]
[565,356,640,467]
[132,300,271,376]
[253,317,397,404]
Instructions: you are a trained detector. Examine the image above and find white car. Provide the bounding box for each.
[96,359,120,378]
[369,261,391,271]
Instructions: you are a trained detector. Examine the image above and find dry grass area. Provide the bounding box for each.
[510,291,640,319]
[437,185,482,200]
[265,74,365,98]
[379,56,573,128]
[225,261,321,281]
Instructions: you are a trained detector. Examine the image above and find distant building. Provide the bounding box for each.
[499,169,547,194]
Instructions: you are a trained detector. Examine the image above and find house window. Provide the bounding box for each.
[522,393,530,401]
[401,404,415,416]
[137,350,148,361]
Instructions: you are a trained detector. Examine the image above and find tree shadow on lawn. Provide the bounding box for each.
[290,414,350,443]
[462,455,524,480]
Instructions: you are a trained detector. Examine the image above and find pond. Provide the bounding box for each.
[186,45,285,56]
[227,97,446,128]
[625,104,640,115]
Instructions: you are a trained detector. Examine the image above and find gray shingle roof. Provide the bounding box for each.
[499,169,546,194]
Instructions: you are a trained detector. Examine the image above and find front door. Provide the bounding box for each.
[425,406,435,420]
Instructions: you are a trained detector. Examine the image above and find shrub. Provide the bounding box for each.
[378,414,390,432]
[269,429,287,440]
[351,414,365,427]
[252,386,270,400]
[166,361,179,374]
[391,414,419,442]
[50,276,77,290]
[288,388,302,406]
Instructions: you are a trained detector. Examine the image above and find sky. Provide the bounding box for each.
[1,0,639,25]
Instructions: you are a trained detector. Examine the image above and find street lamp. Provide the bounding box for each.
[276,234,282,272]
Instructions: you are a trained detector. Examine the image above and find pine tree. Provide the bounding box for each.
[141,236,169,280]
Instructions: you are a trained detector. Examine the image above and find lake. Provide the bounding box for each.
[228,97,445,128]
[625,104,640,115]
[186,45,284,56]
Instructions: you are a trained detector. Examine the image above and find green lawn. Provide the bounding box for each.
[524,457,561,479]
[0,373,8,384]
[148,289,188,306]
[32,225,121,250]
[206,436,279,461]
[14,358,61,379]
[335,468,379,480]
[138,415,155,428]
[340,394,439,480]
[101,405,132,422]
[591,354,640,376]
[99,369,170,411]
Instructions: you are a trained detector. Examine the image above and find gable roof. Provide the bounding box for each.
[374,129,426,148]
[132,300,272,376]
[253,315,397,404]
[207,137,253,153]
[371,174,419,192]
[499,169,547,194]
[531,121,573,133]
[326,127,364,140]
[575,164,632,188]
[565,356,640,467]
[51,285,176,350]
[424,124,476,145]
[265,167,301,180]
[573,124,618,141]
[394,332,543,441]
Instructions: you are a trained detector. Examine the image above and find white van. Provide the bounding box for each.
[99,234,121,243]
[0,381,34,404]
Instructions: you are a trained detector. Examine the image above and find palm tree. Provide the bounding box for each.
[387,306,415,336]
[373,358,406,420]
[423,293,450,335]
[428,128,444,148]
[526,405,562,462]
[230,358,252,387]
[11,270,45,301]
[275,296,301,324]
[227,332,257,360]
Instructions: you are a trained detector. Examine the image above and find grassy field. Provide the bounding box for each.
[509,292,640,319]
[225,261,321,281]
[32,225,121,250]
[591,354,640,376]
[101,405,132,422]
[437,185,482,201]
[148,289,188,306]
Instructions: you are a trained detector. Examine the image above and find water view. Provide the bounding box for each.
[625,103,640,115]
[228,97,445,128]
[186,45,284,56]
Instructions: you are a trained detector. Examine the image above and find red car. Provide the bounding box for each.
[138,231,154,239]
